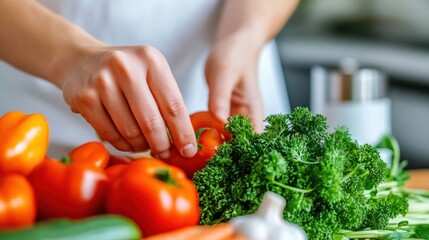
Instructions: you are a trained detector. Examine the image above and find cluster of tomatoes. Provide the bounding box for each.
[0,111,228,237]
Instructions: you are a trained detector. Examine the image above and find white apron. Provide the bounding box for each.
[0,0,290,157]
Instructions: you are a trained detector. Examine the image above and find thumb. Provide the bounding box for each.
[206,68,239,122]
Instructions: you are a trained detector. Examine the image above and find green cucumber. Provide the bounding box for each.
[0,214,141,240]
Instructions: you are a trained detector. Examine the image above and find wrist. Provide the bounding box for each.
[214,25,267,59]
[217,19,271,48]
[48,37,107,89]
[212,29,265,67]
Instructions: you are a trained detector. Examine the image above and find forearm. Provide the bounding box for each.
[0,0,105,87]
[215,0,299,48]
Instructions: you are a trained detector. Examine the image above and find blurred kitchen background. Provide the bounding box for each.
[277,0,429,169]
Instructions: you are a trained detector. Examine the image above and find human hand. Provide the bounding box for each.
[60,46,197,158]
[205,32,265,132]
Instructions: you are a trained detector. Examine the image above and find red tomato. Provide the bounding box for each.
[162,111,230,178]
[189,111,231,141]
[106,158,200,237]
[164,128,224,178]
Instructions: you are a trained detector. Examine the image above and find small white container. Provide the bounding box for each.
[311,60,392,164]
[324,98,391,146]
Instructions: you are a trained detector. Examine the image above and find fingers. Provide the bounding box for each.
[206,67,239,122]
[207,65,265,133]
[73,88,133,151]
[97,67,148,152]
[227,80,265,132]
[111,47,196,158]
[67,46,208,156]
[231,75,265,133]
[146,51,197,158]
[110,49,173,158]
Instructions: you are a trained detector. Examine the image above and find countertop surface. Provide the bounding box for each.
[406,169,429,190]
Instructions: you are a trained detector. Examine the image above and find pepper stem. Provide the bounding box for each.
[155,169,179,187]
[60,156,72,165]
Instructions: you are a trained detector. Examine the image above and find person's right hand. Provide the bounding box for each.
[60,46,198,159]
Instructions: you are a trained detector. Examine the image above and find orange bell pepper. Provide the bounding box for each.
[29,154,109,220]
[106,158,200,237]
[0,174,36,229]
[0,111,49,175]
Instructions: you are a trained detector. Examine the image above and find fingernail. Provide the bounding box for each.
[158,150,171,159]
[182,144,197,157]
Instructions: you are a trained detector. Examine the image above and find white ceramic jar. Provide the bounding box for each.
[311,60,392,163]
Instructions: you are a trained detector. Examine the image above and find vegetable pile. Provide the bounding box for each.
[193,107,429,239]
[0,111,206,239]
[2,108,429,239]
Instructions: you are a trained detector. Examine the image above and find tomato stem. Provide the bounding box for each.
[195,128,209,151]
[155,169,179,186]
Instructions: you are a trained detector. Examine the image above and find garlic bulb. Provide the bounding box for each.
[229,191,307,240]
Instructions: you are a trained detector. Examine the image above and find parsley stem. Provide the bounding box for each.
[342,163,361,183]
[271,179,314,194]
[376,181,399,190]
[292,158,319,165]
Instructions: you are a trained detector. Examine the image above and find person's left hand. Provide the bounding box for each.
[205,32,265,132]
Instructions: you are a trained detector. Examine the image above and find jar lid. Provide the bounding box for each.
[328,68,387,102]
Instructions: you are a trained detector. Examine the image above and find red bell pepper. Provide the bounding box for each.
[106,158,200,237]
[105,164,128,181]
[29,142,110,219]
[67,141,110,169]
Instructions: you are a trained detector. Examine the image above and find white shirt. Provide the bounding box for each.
[0,0,290,157]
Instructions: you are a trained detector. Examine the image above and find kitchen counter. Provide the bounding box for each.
[406,169,429,190]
